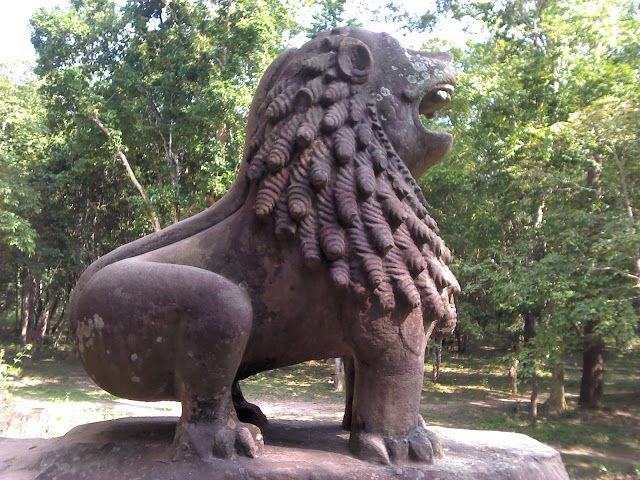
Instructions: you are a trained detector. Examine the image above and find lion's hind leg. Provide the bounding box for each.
[75,259,262,460]
[171,269,264,460]
[154,262,263,460]
[233,381,268,428]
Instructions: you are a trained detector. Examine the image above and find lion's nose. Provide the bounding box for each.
[426,51,454,63]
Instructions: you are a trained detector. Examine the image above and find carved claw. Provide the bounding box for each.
[418,415,444,460]
[349,432,390,465]
[236,423,263,458]
[349,424,443,465]
[174,418,264,461]
[408,428,443,462]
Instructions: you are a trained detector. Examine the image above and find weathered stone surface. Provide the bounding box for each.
[0,417,569,480]
[67,27,462,464]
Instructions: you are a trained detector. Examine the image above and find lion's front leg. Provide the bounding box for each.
[346,306,443,465]
[348,364,443,465]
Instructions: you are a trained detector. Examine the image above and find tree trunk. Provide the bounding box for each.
[20,273,35,345]
[544,361,567,414]
[35,307,48,346]
[33,280,45,329]
[575,153,606,409]
[50,304,67,335]
[334,357,345,392]
[580,321,604,409]
[509,362,518,395]
[47,295,60,336]
[530,368,538,421]
[34,295,59,346]
[509,335,522,396]
[53,304,69,349]
[455,328,467,353]
[20,276,25,336]
[15,269,21,335]
[432,338,442,383]
[524,314,538,421]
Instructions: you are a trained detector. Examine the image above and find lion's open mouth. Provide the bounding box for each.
[419,83,455,119]
[410,80,456,173]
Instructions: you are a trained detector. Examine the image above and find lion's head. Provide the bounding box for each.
[244,28,459,332]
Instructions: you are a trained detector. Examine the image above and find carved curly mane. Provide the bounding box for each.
[245,32,458,330]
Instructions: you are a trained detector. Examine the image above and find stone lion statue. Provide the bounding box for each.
[70,27,459,465]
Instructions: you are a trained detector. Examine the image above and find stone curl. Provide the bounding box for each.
[246,32,459,329]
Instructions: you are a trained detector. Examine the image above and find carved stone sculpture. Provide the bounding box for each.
[70,27,460,465]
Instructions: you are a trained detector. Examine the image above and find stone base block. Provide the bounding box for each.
[0,417,569,479]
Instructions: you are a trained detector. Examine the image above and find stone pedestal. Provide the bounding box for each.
[0,417,569,480]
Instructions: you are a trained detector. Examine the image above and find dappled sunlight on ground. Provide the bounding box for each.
[0,394,182,438]
[259,401,343,422]
[0,347,638,479]
[0,357,345,439]
[468,400,503,408]
[561,446,639,464]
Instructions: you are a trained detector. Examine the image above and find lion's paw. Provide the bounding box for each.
[174,418,264,461]
[349,426,443,465]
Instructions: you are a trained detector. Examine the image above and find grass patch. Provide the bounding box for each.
[7,379,115,403]
[2,345,117,403]
[475,413,628,450]
[419,346,640,480]
[241,360,343,403]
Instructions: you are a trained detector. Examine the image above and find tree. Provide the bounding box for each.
[31,0,297,231]
[0,73,40,260]
[0,71,52,344]
[305,0,361,37]
[0,0,299,345]
[419,0,639,411]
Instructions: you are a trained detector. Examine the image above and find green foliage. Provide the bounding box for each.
[0,74,47,258]
[30,0,297,233]
[305,0,361,37]
[0,0,637,424]
[0,344,32,384]
[0,0,299,341]
[421,0,640,374]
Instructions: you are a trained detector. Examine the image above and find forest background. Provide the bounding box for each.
[0,0,638,474]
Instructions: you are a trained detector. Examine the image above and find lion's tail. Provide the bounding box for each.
[79,171,250,284]
[68,171,250,332]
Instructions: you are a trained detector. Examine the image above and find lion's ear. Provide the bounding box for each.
[337,37,372,84]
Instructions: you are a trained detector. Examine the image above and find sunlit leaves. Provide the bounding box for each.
[420,0,639,363]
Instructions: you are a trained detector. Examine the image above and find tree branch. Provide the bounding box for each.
[91,114,162,232]
[146,98,181,223]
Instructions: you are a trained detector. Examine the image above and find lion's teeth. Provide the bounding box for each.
[435,90,450,102]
